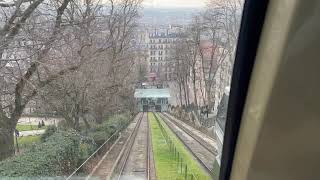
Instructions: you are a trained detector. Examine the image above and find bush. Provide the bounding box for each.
[88,131,112,146]
[78,136,96,165]
[40,125,57,142]
[107,113,131,130]
[87,113,130,146]
[0,130,80,178]
[57,120,72,130]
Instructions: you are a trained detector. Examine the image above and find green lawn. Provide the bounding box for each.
[15,135,41,150]
[16,124,47,131]
[149,113,211,180]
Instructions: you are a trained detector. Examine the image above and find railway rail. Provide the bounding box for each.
[113,113,151,180]
[161,113,217,155]
[85,113,143,180]
[157,112,216,176]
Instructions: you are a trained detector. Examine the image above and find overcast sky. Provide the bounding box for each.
[143,0,206,8]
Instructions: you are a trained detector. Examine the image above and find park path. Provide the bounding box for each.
[19,130,45,136]
[18,117,62,125]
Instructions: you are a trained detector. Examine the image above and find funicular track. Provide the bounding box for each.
[67,113,144,180]
[161,113,217,155]
[156,112,216,176]
[111,113,151,180]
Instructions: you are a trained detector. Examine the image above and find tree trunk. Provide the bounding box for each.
[74,117,80,131]
[210,85,216,112]
[82,117,91,129]
[192,69,198,109]
[95,112,103,124]
[0,129,14,161]
[183,79,188,106]
[73,104,80,131]
[178,82,183,106]
[0,117,16,160]
[199,77,206,106]
[185,79,190,106]
[206,82,213,112]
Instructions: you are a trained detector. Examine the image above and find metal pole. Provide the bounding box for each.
[177,152,180,169]
[185,165,188,180]
[180,158,183,173]
[177,152,179,162]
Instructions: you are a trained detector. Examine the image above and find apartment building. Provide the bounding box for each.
[146,26,183,81]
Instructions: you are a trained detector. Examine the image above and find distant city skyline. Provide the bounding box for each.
[143,0,206,8]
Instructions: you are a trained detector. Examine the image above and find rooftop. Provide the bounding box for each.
[134,88,171,98]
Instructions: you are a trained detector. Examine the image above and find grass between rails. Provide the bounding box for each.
[155,113,211,180]
[149,113,184,179]
[149,113,211,180]
[16,124,47,131]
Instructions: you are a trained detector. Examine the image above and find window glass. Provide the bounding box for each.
[0,0,244,179]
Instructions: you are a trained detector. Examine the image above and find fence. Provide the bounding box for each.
[152,113,199,180]
[66,130,120,180]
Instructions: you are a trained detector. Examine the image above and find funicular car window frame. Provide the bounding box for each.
[219,0,270,180]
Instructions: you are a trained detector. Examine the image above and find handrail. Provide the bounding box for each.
[66,130,120,180]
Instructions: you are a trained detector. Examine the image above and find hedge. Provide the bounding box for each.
[40,125,57,142]
[0,130,80,178]
[78,136,96,165]
[87,113,130,146]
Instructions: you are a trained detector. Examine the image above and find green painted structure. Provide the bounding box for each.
[134,88,171,112]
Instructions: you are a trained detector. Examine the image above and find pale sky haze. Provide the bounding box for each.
[143,0,206,8]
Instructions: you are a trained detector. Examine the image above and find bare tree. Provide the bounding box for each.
[186,16,203,109]
[200,0,243,113]
[0,0,142,160]
[199,10,230,110]
[169,0,243,118]
[171,33,192,107]
[171,17,206,109]
[0,0,74,160]
[37,0,142,126]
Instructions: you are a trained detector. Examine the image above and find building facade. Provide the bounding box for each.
[146,26,183,81]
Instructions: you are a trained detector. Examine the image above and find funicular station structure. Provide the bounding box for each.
[134,88,170,112]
